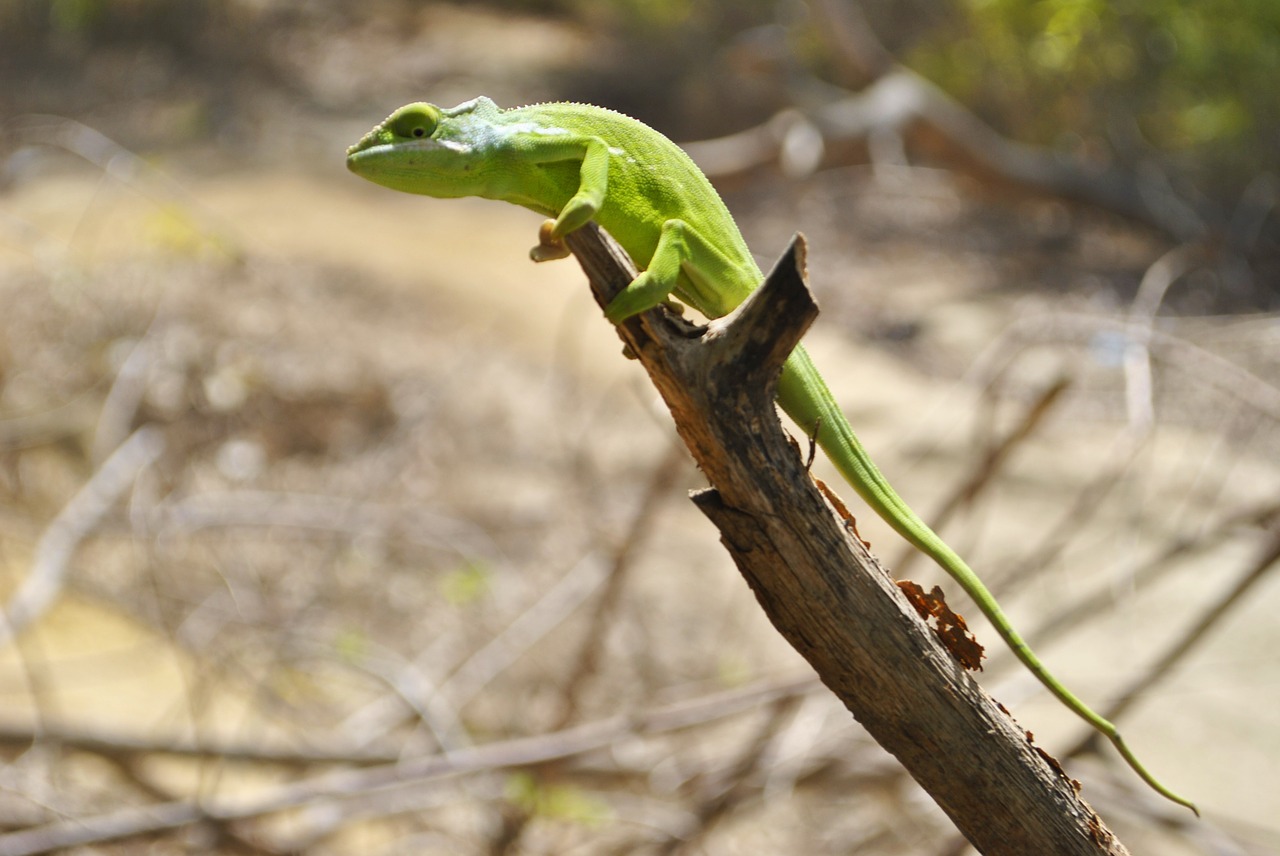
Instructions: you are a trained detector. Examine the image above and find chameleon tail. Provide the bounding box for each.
[776,345,1198,815]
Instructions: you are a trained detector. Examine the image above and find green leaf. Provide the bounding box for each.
[504,772,611,825]
[439,561,491,606]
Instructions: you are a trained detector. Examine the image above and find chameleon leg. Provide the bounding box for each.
[550,138,610,239]
[605,217,756,323]
[525,136,612,262]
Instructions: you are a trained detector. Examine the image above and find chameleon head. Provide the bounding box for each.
[345,101,485,198]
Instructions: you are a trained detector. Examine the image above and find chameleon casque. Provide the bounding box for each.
[346,96,1195,814]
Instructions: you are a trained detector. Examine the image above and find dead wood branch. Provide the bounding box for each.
[891,373,1071,578]
[561,224,1131,855]
[655,696,802,855]
[7,115,243,260]
[683,68,1211,244]
[0,675,815,856]
[1017,498,1280,667]
[0,721,400,766]
[555,441,687,729]
[0,397,97,453]
[967,312,1280,424]
[0,426,164,647]
[1066,521,1280,763]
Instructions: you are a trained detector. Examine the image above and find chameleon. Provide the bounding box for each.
[346,97,1196,815]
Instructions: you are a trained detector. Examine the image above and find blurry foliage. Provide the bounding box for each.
[470,0,769,33]
[911,0,1280,190]
[0,0,270,108]
[504,771,613,826]
[439,560,492,607]
[2,0,221,48]
[333,627,372,664]
[494,0,697,28]
[143,204,223,257]
[0,0,768,45]
[3,0,1275,206]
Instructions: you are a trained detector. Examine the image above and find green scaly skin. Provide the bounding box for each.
[346,97,1197,815]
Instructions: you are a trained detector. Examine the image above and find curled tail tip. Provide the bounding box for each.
[1163,791,1200,817]
[1167,788,1200,817]
[1152,782,1199,817]
[1110,732,1198,816]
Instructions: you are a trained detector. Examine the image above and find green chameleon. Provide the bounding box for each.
[346,97,1196,815]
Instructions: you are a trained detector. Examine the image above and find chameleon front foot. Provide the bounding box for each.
[530,219,572,262]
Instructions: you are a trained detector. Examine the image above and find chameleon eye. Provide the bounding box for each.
[388,103,440,142]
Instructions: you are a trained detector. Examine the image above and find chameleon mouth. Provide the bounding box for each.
[345,139,461,182]
[346,128,383,157]
[348,135,460,156]
[345,122,405,157]
[345,141,382,159]
[344,145,382,173]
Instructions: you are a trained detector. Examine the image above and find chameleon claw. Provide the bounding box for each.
[806,417,822,470]
[530,219,571,262]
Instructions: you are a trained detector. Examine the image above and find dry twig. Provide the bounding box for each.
[0,426,163,647]
[0,675,815,856]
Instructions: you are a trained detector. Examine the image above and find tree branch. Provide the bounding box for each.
[0,675,817,856]
[0,426,164,647]
[562,223,1131,856]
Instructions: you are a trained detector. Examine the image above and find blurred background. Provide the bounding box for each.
[1,0,1278,853]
